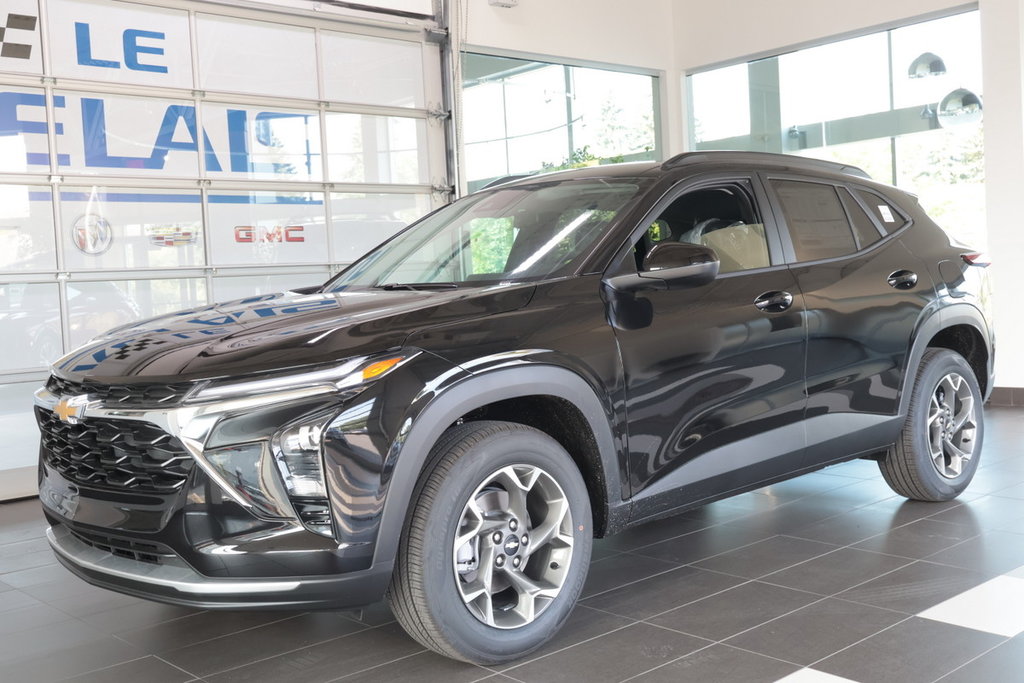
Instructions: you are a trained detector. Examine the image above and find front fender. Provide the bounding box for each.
[371,363,625,567]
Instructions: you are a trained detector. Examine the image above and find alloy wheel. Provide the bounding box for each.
[453,464,574,629]
[928,372,978,478]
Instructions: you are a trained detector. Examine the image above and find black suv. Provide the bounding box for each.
[35,152,993,664]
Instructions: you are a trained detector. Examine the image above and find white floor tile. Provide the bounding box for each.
[919,575,1024,637]
[1006,564,1024,580]
[775,669,860,683]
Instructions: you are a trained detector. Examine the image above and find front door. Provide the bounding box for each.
[607,178,807,521]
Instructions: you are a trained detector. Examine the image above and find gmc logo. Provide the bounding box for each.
[234,225,305,243]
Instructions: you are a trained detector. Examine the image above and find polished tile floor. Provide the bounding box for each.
[2,407,1023,682]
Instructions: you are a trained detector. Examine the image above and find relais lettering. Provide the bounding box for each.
[234,225,306,243]
[0,90,314,175]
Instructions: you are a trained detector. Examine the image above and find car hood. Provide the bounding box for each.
[53,284,536,383]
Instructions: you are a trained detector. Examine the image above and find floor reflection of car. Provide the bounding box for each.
[0,282,140,369]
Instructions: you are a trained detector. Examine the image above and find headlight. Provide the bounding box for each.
[186,353,415,404]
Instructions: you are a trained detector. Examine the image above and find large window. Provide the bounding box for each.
[0,0,445,486]
[687,11,984,248]
[461,53,659,192]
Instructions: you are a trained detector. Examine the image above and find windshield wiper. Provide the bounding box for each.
[376,282,460,291]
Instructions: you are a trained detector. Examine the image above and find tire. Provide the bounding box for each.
[386,420,593,664]
[879,348,984,501]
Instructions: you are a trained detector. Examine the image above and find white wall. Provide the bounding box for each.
[463,0,676,71]
[676,0,974,70]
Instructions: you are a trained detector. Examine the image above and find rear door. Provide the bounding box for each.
[763,176,932,466]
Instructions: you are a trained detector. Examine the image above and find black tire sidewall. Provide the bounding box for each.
[416,426,592,663]
[906,349,984,498]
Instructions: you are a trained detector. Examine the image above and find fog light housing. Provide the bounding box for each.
[272,416,335,537]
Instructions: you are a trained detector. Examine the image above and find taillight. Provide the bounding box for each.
[961,252,991,267]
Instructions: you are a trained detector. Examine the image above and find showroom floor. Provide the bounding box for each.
[2,408,1023,683]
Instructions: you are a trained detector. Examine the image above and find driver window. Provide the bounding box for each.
[637,184,770,274]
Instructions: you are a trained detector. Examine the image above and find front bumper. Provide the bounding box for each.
[47,523,393,610]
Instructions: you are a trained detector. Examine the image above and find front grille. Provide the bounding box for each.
[36,408,195,493]
[69,528,174,565]
[46,375,194,407]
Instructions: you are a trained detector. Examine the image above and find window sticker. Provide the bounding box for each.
[878,204,896,223]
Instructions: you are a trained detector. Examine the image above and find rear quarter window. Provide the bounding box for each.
[854,189,908,234]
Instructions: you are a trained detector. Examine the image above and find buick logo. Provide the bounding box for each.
[72,214,113,255]
[53,395,88,424]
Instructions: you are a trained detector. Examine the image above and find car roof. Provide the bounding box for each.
[482,150,873,190]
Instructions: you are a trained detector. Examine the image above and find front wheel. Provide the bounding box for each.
[879,348,984,501]
[387,420,592,664]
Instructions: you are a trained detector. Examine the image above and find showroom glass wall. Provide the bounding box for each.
[461,53,660,192]
[688,11,984,249]
[0,0,446,485]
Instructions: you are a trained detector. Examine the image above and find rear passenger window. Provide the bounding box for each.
[854,189,907,233]
[838,187,883,250]
[771,180,857,262]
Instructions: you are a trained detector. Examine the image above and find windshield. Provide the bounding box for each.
[324,179,647,291]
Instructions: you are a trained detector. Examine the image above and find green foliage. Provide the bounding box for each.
[468,218,516,275]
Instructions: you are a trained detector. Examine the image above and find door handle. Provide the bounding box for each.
[887,269,918,290]
[753,290,794,313]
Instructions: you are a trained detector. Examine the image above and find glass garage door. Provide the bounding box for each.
[0,0,448,496]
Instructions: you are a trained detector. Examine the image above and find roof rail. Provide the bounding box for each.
[662,151,871,180]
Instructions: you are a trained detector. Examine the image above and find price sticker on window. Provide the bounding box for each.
[878,204,896,223]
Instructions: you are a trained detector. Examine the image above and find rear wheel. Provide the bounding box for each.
[387,420,592,664]
[879,348,983,501]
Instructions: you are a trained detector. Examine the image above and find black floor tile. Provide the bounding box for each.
[494,604,633,671]
[754,471,859,502]
[628,643,799,682]
[335,650,493,682]
[504,622,708,683]
[927,495,1024,533]
[579,565,744,620]
[815,617,1004,683]
[0,623,147,683]
[63,656,195,683]
[1,561,75,588]
[725,597,907,665]
[785,505,904,545]
[598,514,712,552]
[924,530,1024,575]
[646,581,819,642]
[632,524,772,566]
[580,551,680,599]
[204,622,423,683]
[692,536,838,579]
[940,633,1024,682]
[76,600,202,634]
[838,561,991,614]
[853,518,979,559]
[160,612,368,677]
[762,547,911,596]
[115,610,300,654]
[0,602,76,636]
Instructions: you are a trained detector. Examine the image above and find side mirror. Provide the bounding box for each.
[606,242,720,293]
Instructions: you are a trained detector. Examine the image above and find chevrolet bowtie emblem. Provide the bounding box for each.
[53,397,86,424]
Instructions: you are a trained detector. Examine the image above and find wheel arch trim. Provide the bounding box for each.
[372,364,622,566]
[899,302,994,415]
